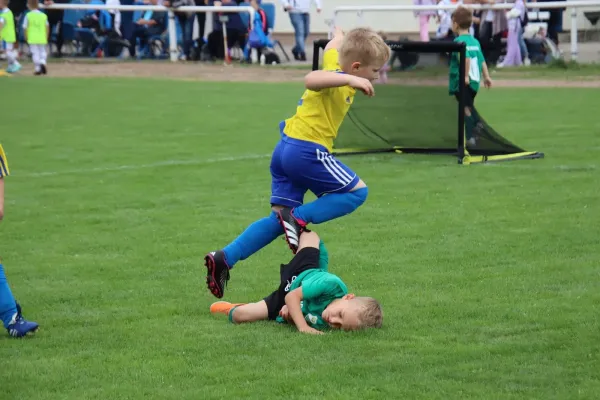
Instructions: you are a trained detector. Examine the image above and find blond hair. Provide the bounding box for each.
[27,0,39,8]
[355,297,383,329]
[339,27,390,68]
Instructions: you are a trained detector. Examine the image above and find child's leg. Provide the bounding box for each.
[210,300,270,323]
[293,184,368,225]
[465,106,475,141]
[30,45,41,73]
[0,181,12,328]
[5,43,20,69]
[229,301,269,323]
[222,209,284,267]
[283,148,368,225]
[0,263,18,329]
[220,139,306,267]
[40,45,48,68]
[465,89,480,142]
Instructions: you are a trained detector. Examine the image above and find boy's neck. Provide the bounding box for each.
[457,29,470,36]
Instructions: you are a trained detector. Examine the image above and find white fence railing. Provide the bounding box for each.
[332,1,600,61]
[41,4,254,62]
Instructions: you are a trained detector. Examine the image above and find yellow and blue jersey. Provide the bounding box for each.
[281,49,356,152]
[0,144,9,178]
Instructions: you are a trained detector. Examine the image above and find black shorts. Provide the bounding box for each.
[263,247,320,320]
[453,86,477,109]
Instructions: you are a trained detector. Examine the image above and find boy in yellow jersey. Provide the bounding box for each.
[204,27,390,299]
[0,144,39,337]
[23,0,49,75]
[0,0,22,73]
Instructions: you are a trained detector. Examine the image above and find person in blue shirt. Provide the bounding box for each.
[128,0,165,57]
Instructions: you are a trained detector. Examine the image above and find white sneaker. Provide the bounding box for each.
[524,57,531,66]
[496,62,505,69]
[467,137,477,147]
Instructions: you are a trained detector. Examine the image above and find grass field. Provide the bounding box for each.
[1,77,599,399]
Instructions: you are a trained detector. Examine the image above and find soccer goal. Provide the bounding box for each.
[312,39,544,164]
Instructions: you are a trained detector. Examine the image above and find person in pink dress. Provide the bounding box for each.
[413,0,437,41]
[498,3,523,67]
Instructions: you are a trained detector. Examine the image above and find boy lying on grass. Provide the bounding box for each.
[210,230,383,334]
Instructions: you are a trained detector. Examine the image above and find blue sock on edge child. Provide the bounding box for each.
[0,264,18,328]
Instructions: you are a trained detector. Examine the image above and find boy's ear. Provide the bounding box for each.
[343,294,356,300]
[350,61,362,72]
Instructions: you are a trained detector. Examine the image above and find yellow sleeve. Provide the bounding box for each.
[322,49,342,72]
[0,144,9,177]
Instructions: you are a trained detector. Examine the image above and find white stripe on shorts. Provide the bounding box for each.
[316,149,352,185]
[326,155,354,182]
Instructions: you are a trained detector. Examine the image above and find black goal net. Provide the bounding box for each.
[312,39,543,164]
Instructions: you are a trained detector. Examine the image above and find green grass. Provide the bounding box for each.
[1,78,599,399]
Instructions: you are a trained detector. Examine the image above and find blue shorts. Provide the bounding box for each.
[270,122,360,208]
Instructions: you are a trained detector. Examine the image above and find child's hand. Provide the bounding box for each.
[484,76,493,88]
[465,76,470,86]
[334,26,344,37]
[298,326,324,335]
[348,76,375,97]
[279,305,290,321]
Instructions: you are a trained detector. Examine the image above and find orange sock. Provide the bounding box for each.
[210,301,244,316]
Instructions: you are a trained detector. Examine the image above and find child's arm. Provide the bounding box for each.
[464,57,471,86]
[325,26,344,52]
[285,287,323,335]
[46,21,50,40]
[482,61,492,88]
[305,71,374,96]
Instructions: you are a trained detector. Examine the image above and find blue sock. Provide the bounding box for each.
[293,187,369,224]
[223,211,283,267]
[0,264,18,328]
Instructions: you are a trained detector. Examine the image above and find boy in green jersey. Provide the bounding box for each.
[449,6,492,147]
[210,230,383,335]
[0,0,22,73]
[23,0,49,75]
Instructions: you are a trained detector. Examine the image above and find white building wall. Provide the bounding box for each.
[269,0,600,34]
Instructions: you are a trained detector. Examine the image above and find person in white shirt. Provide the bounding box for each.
[281,0,321,61]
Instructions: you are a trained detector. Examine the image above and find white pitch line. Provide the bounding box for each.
[17,153,271,178]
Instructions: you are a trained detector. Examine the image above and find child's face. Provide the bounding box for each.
[321,294,363,331]
[347,61,388,82]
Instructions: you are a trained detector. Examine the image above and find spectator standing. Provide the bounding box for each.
[43,0,68,57]
[281,0,321,61]
[23,0,49,75]
[0,0,21,73]
[478,0,507,65]
[413,0,436,42]
[165,0,194,60]
[498,4,522,66]
[515,0,530,65]
[194,0,207,47]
